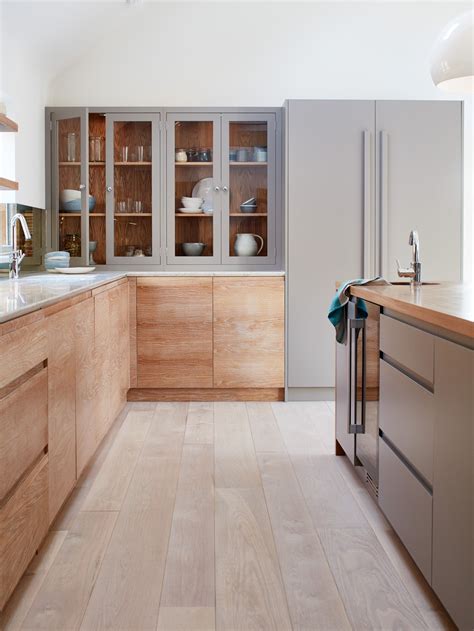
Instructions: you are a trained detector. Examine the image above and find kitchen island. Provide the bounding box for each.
[344,282,473,631]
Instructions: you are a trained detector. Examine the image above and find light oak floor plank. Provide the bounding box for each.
[148,402,188,457]
[0,531,67,631]
[21,511,118,630]
[157,607,215,631]
[160,444,215,608]
[214,402,261,489]
[272,402,333,455]
[246,402,286,454]
[215,487,292,631]
[81,409,153,511]
[257,453,352,630]
[318,526,428,629]
[184,402,214,445]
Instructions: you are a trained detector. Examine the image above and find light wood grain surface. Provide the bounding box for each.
[3,401,452,631]
[351,283,473,339]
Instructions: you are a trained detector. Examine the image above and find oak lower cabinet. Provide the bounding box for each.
[134,275,284,397]
[213,277,284,388]
[136,276,213,388]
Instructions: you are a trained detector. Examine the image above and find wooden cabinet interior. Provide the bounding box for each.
[58,117,83,257]
[89,113,106,264]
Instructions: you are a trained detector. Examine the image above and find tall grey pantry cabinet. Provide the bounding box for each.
[285,99,463,398]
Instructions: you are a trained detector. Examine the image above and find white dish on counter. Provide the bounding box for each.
[54,267,96,274]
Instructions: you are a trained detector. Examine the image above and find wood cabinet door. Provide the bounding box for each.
[47,305,77,523]
[213,277,284,388]
[137,277,213,387]
[108,282,130,420]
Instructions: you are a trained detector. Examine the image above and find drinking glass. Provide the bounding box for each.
[67,133,77,162]
[134,201,143,213]
[117,201,127,213]
[136,146,144,162]
[121,146,129,162]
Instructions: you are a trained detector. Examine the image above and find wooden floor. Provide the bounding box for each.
[0,401,454,631]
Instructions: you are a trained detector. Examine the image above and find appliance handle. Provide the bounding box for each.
[348,300,366,435]
[363,130,372,278]
[379,130,389,278]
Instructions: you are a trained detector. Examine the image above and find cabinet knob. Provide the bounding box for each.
[106,186,112,193]
[79,184,86,190]
[222,186,229,192]
[214,186,220,192]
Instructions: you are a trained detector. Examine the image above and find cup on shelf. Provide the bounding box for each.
[236,148,249,162]
[67,133,77,162]
[136,146,144,162]
[117,201,127,213]
[176,148,187,162]
[121,146,129,162]
[134,201,143,213]
[125,245,135,257]
[253,147,267,162]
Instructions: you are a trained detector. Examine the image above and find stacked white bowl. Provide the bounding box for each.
[180,197,203,213]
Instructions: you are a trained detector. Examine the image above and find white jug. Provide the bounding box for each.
[234,233,264,257]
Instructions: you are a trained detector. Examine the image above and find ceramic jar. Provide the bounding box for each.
[175,148,187,162]
[234,233,264,257]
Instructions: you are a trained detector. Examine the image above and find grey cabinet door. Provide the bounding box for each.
[166,112,221,265]
[105,113,161,265]
[221,113,277,265]
[432,338,473,631]
[376,101,462,282]
[51,108,89,266]
[286,100,375,389]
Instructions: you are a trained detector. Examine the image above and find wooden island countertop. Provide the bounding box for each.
[350,283,474,340]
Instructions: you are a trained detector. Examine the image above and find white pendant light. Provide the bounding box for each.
[430,10,474,93]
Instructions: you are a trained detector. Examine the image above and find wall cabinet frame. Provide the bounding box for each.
[46,107,283,271]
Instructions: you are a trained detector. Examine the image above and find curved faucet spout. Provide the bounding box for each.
[9,213,32,279]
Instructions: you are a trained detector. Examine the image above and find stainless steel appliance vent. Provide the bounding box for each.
[365,471,379,499]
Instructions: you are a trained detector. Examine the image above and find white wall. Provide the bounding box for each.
[2,1,473,276]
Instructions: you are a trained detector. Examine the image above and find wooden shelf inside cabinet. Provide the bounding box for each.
[0,114,19,133]
[175,213,213,218]
[175,162,213,167]
[0,177,19,191]
[59,162,106,166]
[114,162,152,166]
[230,162,267,167]
[230,213,268,217]
[114,213,152,217]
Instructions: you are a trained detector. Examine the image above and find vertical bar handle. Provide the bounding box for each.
[363,130,373,277]
[379,131,389,278]
[348,301,366,435]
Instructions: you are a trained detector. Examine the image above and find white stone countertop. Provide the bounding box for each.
[0,270,285,324]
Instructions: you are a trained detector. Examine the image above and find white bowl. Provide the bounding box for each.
[59,189,81,205]
[181,196,203,210]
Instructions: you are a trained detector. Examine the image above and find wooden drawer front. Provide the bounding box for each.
[137,277,213,388]
[0,369,48,501]
[0,454,49,609]
[380,314,433,383]
[379,359,434,483]
[213,277,284,388]
[0,319,46,389]
[379,439,432,582]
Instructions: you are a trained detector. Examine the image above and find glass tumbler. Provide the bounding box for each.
[67,133,77,162]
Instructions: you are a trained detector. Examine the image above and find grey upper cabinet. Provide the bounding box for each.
[286,100,375,390]
[286,99,463,393]
[432,337,473,631]
[106,112,161,265]
[376,101,463,282]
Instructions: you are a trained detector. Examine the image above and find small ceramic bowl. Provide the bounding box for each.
[182,242,205,256]
[181,197,203,210]
[44,251,70,270]
[240,204,257,213]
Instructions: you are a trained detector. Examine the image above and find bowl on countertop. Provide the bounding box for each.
[44,251,70,270]
[182,242,205,256]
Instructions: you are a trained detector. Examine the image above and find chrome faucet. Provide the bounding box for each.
[9,213,32,279]
[396,229,421,286]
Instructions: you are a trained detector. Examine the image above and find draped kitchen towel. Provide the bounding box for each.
[328,278,389,343]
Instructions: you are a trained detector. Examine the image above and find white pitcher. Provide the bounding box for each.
[234,233,264,257]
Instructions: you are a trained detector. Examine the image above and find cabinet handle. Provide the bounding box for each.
[214,186,220,192]
[380,130,389,278]
[79,184,86,190]
[348,299,366,436]
[222,186,229,193]
[106,186,112,193]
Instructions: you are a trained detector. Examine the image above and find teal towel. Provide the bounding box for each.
[328,278,389,343]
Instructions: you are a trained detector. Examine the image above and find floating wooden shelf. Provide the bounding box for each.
[115,162,152,166]
[115,213,152,217]
[0,177,19,191]
[59,213,106,217]
[0,114,18,133]
[175,213,213,218]
[90,213,106,217]
[230,213,268,217]
[230,162,267,167]
[59,162,106,166]
[175,162,213,167]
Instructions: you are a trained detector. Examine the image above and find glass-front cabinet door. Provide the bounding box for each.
[166,113,220,264]
[221,113,276,264]
[52,109,88,265]
[106,113,160,264]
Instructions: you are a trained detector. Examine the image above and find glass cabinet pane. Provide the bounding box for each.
[113,119,153,258]
[88,113,106,265]
[174,120,215,258]
[57,116,83,259]
[227,120,269,258]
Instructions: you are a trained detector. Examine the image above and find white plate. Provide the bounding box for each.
[192,178,214,212]
[55,267,96,274]
[177,207,203,214]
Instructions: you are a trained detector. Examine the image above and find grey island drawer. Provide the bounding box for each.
[379,438,433,583]
[380,314,434,383]
[379,359,434,483]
